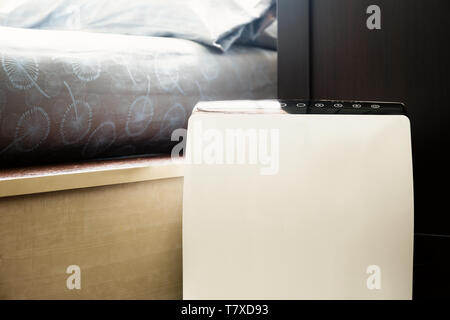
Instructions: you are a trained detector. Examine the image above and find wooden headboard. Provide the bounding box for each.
[277,0,310,100]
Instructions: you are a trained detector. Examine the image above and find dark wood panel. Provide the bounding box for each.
[278,0,310,99]
[311,0,450,235]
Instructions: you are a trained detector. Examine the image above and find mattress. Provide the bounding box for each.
[0,26,276,167]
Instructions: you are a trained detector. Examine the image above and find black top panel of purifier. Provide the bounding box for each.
[279,100,407,116]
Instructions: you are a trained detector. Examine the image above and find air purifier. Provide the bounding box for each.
[183,99,414,299]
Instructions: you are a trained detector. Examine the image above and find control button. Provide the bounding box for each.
[280,102,287,107]
[314,103,325,108]
[296,102,306,108]
[333,103,343,108]
[371,104,381,109]
[352,104,362,109]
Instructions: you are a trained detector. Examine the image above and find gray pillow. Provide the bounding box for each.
[237,18,277,50]
[0,0,276,52]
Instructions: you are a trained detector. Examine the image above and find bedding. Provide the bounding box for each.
[0,0,276,52]
[0,26,276,167]
[237,19,277,50]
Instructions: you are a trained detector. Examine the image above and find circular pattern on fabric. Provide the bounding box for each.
[126,95,154,137]
[2,54,49,97]
[60,100,92,145]
[159,103,187,139]
[60,81,93,145]
[2,54,39,90]
[125,76,154,137]
[72,57,101,82]
[82,121,116,158]
[14,107,50,152]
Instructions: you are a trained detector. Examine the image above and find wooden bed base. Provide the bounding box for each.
[0,156,183,299]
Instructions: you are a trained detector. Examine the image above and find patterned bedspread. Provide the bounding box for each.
[0,26,276,167]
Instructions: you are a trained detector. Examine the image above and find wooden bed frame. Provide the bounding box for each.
[277,0,310,99]
[0,156,183,299]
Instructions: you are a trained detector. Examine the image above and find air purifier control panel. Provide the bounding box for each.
[279,100,406,115]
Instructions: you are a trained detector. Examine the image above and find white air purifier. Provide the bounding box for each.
[183,100,414,300]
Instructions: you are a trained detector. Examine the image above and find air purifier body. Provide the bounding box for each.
[183,100,414,300]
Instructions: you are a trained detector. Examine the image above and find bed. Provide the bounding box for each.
[0,0,276,299]
[0,26,276,167]
[0,0,277,167]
